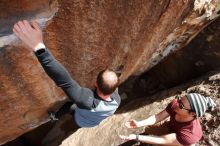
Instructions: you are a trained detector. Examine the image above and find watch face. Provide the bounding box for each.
[37,48,46,55]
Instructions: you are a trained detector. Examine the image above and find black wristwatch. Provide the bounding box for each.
[36,48,46,55]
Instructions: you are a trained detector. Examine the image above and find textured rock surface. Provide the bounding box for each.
[124,16,220,99]
[0,0,220,144]
[0,0,61,144]
[60,69,220,146]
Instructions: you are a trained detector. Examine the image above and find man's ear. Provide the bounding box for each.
[95,82,100,91]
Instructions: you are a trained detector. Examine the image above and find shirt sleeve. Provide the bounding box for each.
[35,48,95,109]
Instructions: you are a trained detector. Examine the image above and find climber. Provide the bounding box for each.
[120,93,216,146]
[13,20,121,128]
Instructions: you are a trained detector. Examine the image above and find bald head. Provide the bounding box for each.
[97,69,119,95]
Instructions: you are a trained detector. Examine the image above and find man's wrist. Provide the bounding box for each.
[33,43,46,52]
[129,134,137,140]
[136,121,140,127]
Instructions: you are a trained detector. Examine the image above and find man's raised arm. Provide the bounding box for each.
[13,20,94,109]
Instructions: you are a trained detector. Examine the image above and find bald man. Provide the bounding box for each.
[13,20,121,128]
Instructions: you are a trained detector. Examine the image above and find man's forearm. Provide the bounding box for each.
[35,48,78,89]
[125,134,181,146]
[137,110,169,127]
[139,134,182,146]
[137,115,157,127]
[138,135,178,145]
[138,135,167,145]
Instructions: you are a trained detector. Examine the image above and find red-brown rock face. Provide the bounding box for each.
[126,17,220,98]
[0,0,220,144]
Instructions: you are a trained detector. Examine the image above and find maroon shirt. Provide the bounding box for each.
[165,100,203,146]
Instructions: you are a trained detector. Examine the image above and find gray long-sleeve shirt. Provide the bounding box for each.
[35,48,121,127]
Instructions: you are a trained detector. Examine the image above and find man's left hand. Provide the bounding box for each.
[119,134,136,141]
